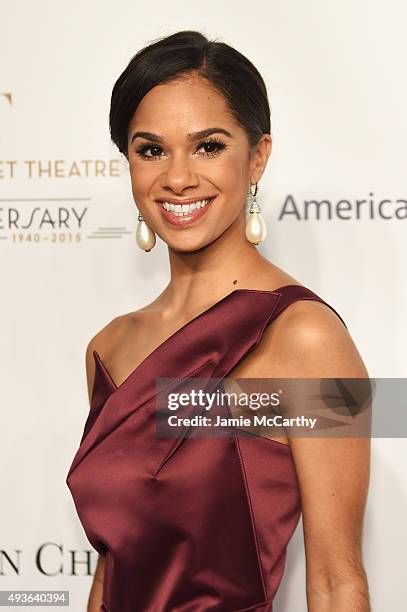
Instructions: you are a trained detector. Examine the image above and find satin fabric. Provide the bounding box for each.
[66,285,347,611]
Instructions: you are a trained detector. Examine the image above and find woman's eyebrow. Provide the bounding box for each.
[130,127,233,145]
[188,127,233,141]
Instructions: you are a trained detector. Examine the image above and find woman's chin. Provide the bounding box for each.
[165,233,217,253]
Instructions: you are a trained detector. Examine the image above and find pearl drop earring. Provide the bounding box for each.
[245,182,267,245]
[136,212,156,252]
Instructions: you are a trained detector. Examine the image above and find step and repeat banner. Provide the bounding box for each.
[1,1,406,610]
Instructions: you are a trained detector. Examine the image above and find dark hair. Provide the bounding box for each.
[109,30,271,159]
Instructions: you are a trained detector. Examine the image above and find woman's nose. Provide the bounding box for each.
[161,151,199,192]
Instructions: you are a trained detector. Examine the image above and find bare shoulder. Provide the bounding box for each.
[85,298,157,359]
[83,312,134,404]
[261,295,369,378]
[86,312,131,356]
[230,261,369,378]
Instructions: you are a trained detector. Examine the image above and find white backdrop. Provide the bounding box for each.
[1,0,406,609]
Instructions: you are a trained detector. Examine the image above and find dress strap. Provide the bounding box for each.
[271,284,348,329]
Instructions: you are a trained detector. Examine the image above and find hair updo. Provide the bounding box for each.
[109,30,271,159]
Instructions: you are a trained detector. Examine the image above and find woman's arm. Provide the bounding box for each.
[263,300,371,611]
[294,436,370,611]
[87,554,105,612]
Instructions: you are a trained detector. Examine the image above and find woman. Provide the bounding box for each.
[66,30,371,611]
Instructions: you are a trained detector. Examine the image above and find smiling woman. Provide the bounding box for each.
[65,29,371,612]
[125,75,270,250]
[108,32,271,254]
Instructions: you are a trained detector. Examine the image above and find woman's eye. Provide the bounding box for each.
[135,139,226,160]
[136,144,163,159]
[196,140,226,157]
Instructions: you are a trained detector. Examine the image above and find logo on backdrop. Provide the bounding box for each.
[0,89,130,243]
[0,543,97,577]
[279,194,407,220]
[0,158,129,243]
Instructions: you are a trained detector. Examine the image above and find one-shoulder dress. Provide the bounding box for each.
[66,284,347,612]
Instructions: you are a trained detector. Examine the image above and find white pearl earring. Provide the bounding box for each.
[245,182,267,245]
[136,212,156,252]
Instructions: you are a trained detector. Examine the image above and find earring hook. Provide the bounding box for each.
[249,182,259,198]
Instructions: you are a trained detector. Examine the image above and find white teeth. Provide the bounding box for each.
[160,198,213,214]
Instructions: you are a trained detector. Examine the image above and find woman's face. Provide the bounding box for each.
[127,74,271,252]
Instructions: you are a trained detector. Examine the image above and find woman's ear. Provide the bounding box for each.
[250,134,272,183]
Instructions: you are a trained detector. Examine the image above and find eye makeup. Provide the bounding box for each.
[135,137,227,161]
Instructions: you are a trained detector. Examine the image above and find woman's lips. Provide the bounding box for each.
[157,197,216,227]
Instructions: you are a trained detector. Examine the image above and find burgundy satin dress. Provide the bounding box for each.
[66,285,347,612]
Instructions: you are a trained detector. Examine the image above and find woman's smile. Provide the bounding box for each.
[156,195,217,227]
